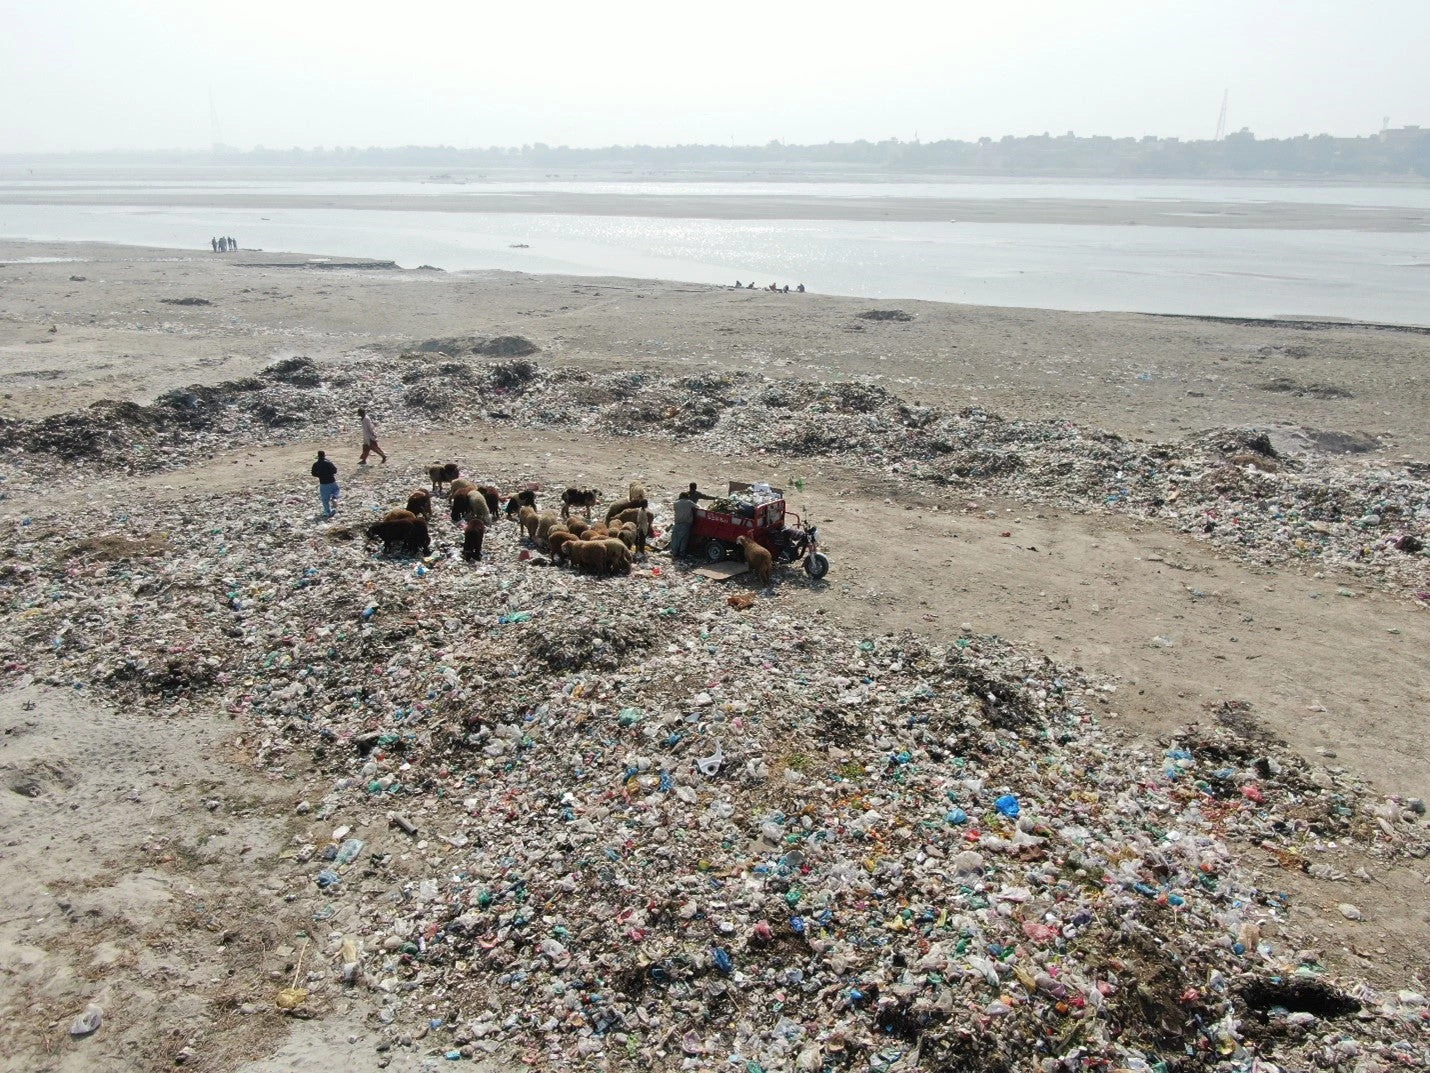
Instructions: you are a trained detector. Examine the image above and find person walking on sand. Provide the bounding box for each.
[210,237,218,252]
[312,450,340,518]
[357,407,388,464]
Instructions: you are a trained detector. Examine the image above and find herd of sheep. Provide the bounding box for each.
[362,464,654,578]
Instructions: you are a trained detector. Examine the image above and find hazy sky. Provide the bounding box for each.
[2,0,1426,152]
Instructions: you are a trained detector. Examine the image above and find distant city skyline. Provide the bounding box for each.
[2,0,1426,153]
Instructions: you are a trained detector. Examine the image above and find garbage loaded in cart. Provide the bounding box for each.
[691,481,830,579]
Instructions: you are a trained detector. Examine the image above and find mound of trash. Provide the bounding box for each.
[0,359,1424,597]
[410,335,540,359]
[264,356,322,387]
[0,473,1424,1070]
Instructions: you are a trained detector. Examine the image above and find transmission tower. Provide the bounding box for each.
[1214,89,1228,141]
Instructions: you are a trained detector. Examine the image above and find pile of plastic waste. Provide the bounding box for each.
[0,467,1424,1071]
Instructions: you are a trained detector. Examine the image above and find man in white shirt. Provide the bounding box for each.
[357,407,388,464]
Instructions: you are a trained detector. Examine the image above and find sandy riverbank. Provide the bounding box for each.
[3,240,1428,451]
[0,241,1425,1072]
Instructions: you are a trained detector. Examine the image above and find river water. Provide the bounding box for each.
[1,176,1426,323]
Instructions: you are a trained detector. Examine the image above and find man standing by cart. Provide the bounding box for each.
[669,491,694,560]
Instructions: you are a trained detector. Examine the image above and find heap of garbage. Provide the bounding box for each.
[0,357,1423,598]
[1,467,1425,1070]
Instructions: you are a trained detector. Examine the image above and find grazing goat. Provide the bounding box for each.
[405,489,433,520]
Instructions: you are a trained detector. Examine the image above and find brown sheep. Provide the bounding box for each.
[565,517,590,537]
[449,478,476,501]
[581,524,610,540]
[428,463,460,492]
[604,498,634,524]
[547,528,576,563]
[380,508,420,525]
[405,490,433,520]
[517,505,540,543]
[451,489,492,527]
[628,481,646,504]
[476,485,501,518]
[737,535,773,586]
[534,512,563,548]
[565,539,606,574]
[601,538,633,575]
[462,520,486,561]
[613,507,655,532]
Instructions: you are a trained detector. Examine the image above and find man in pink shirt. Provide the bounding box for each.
[357,407,388,465]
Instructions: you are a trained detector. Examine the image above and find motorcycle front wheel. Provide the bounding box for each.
[804,552,830,579]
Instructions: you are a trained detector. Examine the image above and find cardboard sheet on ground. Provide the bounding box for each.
[692,561,749,580]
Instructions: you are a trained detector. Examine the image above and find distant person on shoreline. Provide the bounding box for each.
[210,237,218,252]
[734,280,742,288]
[357,407,388,465]
[311,450,340,518]
[796,283,805,292]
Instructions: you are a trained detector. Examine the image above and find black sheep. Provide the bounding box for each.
[503,488,537,518]
[462,523,485,561]
[367,515,431,556]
